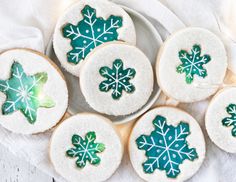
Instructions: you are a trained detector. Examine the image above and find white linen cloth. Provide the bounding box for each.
[0,0,236,181]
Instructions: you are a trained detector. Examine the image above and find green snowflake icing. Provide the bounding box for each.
[136,115,198,178]
[222,104,236,137]
[66,131,105,168]
[62,5,123,65]
[176,44,211,84]
[99,59,136,100]
[0,61,55,124]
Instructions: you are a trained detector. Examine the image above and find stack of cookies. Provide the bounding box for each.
[0,0,233,182]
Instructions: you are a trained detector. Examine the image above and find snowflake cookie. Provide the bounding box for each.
[156,27,227,103]
[206,87,236,153]
[54,0,136,77]
[80,43,153,116]
[0,49,68,134]
[129,107,205,182]
[50,113,123,182]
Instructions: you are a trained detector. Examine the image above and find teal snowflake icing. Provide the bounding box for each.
[99,59,136,100]
[62,5,123,65]
[136,115,198,178]
[176,44,211,84]
[0,61,55,124]
[66,131,105,168]
[222,104,236,137]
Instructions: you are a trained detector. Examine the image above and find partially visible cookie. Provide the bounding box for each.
[156,27,227,103]
[79,42,154,116]
[54,0,136,77]
[49,113,123,182]
[206,87,236,153]
[129,107,205,182]
[0,49,68,134]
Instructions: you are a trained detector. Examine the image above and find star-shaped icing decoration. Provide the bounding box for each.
[62,5,123,64]
[136,115,198,178]
[0,61,55,124]
[99,59,136,100]
[66,131,105,168]
[177,44,211,84]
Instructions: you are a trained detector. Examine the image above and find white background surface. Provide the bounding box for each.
[1,0,236,182]
[0,143,53,182]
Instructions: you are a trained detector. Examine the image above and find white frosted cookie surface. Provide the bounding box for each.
[80,42,154,116]
[129,107,205,182]
[54,0,136,77]
[0,49,68,134]
[49,113,123,182]
[156,27,227,103]
[206,87,236,153]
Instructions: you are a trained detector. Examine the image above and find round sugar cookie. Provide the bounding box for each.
[54,0,136,77]
[79,42,154,116]
[0,49,68,134]
[49,113,123,182]
[129,107,205,182]
[156,27,227,103]
[205,87,236,153]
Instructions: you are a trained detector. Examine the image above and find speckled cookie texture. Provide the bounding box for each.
[79,42,154,116]
[129,107,205,182]
[206,87,236,153]
[53,0,136,77]
[156,27,227,103]
[0,49,68,134]
[49,113,123,182]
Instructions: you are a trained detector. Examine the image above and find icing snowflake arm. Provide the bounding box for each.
[0,80,9,94]
[1,97,18,115]
[96,15,122,42]
[62,6,96,42]
[0,62,23,94]
[80,5,122,43]
[34,73,55,108]
[177,44,211,84]
[153,115,169,134]
[62,22,90,64]
[119,66,136,93]
[110,59,126,99]
[99,66,114,92]
[62,23,83,41]
[11,61,27,77]
[136,134,166,174]
[172,122,198,161]
[222,104,236,136]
